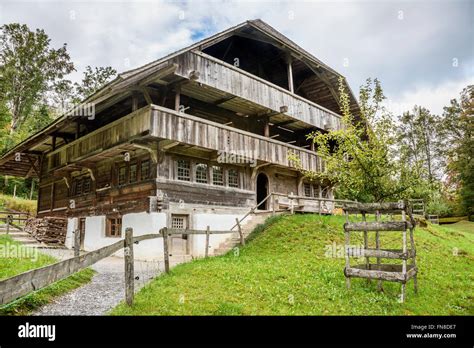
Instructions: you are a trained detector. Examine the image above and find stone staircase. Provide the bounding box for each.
[0,224,46,247]
[213,211,276,255]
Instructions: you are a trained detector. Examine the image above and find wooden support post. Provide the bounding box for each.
[132,95,139,111]
[74,228,80,257]
[362,212,370,284]
[235,218,244,246]
[174,86,181,112]
[263,116,270,137]
[286,53,294,93]
[6,215,10,235]
[401,210,407,302]
[410,225,418,294]
[375,210,382,291]
[205,225,210,258]
[272,195,276,216]
[162,227,170,273]
[318,199,322,216]
[124,227,134,306]
[344,211,351,289]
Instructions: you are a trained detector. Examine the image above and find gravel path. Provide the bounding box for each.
[32,248,186,316]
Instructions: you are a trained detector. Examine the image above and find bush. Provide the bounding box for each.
[0,194,36,214]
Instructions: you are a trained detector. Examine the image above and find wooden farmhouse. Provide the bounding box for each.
[0,19,359,259]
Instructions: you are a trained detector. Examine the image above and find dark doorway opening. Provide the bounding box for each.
[256,173,269,210]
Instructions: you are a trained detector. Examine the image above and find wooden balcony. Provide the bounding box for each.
[46,105,323,173]
[172,51,343,131]
[150,105,322,172]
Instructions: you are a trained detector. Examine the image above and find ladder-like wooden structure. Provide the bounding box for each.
[342,201,418,302]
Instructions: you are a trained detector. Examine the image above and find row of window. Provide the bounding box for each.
[176,159,240,188]
[118,159,151,186]
[303,183,321,198]
[71,176,92,196]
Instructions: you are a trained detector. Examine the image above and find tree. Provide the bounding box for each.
[397,107,441,183]
[0,23,75,133]
[73,65,116,102]
[51,65,116,111]
[290,78,423,202]
[439,86,474,218]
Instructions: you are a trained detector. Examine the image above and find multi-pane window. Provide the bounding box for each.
[228,169,239,188]
[212,166,224,186]
[304,183,311,197]
[177,160,191,181]
[313,185,320,198]
[106,217,122,237]
[172,216,185,229]
[118,166,127,186]
[141,160,150,180]
[195,163,208,184]
[130,163,138,183]
[71,176,92,196]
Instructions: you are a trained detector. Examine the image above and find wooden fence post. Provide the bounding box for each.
[162,227,170,273]
[6,215,11,235]
[235,218,244,246]
[124,227,134,306]
[74,228,80,257]
[205,226,210,258]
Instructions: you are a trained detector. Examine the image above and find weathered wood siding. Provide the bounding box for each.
[151,105,321,172]
[173,51,342,131]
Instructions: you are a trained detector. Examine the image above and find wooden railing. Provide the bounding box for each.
[46,106,152,171]
[230,192,357,234]
[151,105,323,172]
[173,51,343,131]
[0,210,30,232]
[0,226,234,307]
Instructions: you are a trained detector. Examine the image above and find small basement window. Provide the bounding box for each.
[177,160,191,181]
[195,163,208,184]
[212,166,224,186]
[106,217,122,238]
[228,169,239,188]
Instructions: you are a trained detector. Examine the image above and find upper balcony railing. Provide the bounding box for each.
[172,50,343,131]
[46,105,324,173]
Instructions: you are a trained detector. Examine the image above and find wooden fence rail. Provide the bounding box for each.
[0,226,233,306]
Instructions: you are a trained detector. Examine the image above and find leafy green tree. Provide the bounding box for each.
[0,23,75,133]
[397,107,441,183]
[73,65,116,102]
[439,86,474,218]
[291,78,423,202]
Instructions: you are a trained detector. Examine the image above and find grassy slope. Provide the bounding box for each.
[111,215,474,316]
[0,235,94,315]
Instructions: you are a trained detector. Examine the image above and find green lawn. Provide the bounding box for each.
[111,215,474,316]
[0,235,94,315]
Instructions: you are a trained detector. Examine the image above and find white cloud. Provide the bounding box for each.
[384,76,473,115]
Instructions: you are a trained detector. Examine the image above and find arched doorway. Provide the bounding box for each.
[256,173,269,210]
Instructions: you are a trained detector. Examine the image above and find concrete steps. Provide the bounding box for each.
[0,226,46,247]
[213,211,276,255]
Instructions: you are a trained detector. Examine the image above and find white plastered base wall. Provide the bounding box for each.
[65,210,245,260]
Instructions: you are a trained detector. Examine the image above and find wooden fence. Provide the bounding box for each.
[0,226,235,307]
[0,210,30,233]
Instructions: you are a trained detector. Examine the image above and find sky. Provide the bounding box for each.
[0,0,473,115]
